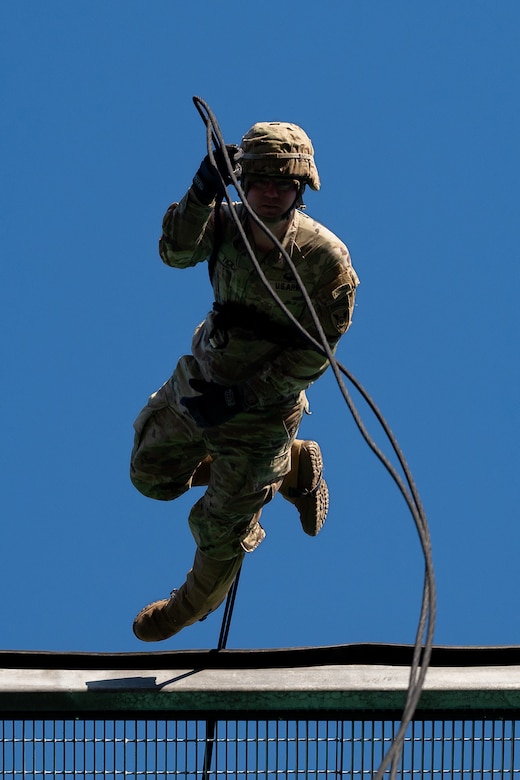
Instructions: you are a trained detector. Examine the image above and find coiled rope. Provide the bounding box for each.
[193,95,436,780]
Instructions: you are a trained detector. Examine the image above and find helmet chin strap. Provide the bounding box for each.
[283,182,306,218]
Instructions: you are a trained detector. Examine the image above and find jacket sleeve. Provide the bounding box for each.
[158,189,215,269]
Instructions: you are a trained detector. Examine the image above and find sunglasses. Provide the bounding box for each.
[248,177,300,193]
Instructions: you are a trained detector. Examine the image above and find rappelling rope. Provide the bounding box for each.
[201,567,242,780]
[217,564,242,651]
[193,96,436,779]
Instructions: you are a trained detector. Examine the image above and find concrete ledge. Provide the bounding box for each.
[1,644,520,716]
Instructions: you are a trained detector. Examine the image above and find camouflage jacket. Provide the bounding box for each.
[159,188,360,409]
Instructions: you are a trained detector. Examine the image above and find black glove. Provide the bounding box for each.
[181,378,245,428]
[191,144,240,205]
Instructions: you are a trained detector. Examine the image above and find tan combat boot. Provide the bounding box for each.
[133,548,244,642]
[278,440,329,536]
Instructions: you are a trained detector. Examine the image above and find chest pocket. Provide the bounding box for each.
[209,207,315,328]
[211,246,254,304]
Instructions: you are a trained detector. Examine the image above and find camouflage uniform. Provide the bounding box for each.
[131,193,358,558]
[131,121,359,641]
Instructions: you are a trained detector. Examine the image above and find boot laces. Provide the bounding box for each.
[284,473,323,499]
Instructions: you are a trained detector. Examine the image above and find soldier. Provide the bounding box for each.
[131,121,359,641]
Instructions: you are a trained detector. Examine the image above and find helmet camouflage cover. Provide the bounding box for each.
[239,122,321,191]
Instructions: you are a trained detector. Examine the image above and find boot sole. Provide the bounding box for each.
[293,441,329,536]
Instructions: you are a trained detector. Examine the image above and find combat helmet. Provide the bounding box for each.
[239,122,321,191]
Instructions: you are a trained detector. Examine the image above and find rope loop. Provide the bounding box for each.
[193,96,436,780]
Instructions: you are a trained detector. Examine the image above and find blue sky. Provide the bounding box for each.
[1,1,518,654]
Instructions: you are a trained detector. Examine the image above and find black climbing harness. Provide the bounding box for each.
[209,300,311,350]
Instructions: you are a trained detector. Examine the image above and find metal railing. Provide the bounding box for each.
[2,715,520,778]
[2,644,520,778]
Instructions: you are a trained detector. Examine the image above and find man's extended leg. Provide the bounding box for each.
[132,401,289,642]
[131,374,310,642]
[133,547,244,642]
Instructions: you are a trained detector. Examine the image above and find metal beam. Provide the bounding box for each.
[2,644,520,716]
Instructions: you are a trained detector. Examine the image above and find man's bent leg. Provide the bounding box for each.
[190,440,329,537]
[130,377,207,500]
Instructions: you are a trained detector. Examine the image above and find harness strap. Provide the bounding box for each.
[211,300,310,349]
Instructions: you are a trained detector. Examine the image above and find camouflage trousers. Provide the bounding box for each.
[130,355,305,561]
